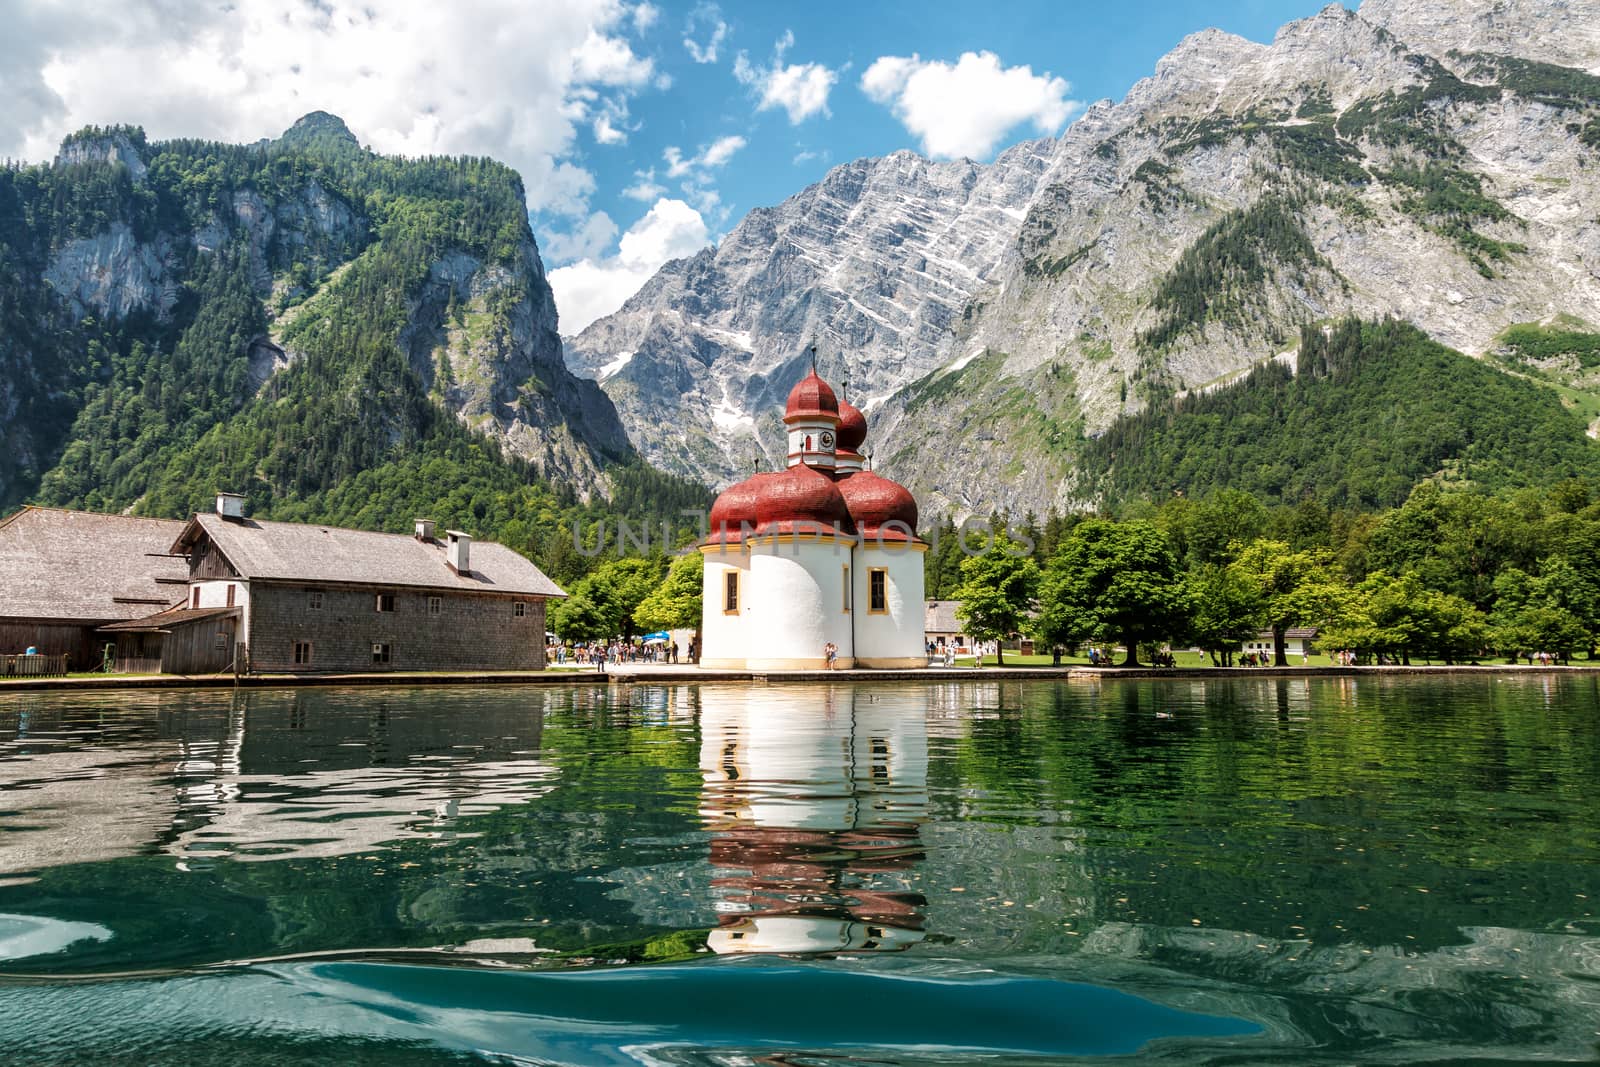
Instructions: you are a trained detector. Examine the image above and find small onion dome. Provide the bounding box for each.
[783,369,840,424]
[838,469,918,541]
[751,463,856,536]
[836,396,867,453]
[706,472,781,544]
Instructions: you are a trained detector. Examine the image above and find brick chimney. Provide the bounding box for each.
[446,530,471,575]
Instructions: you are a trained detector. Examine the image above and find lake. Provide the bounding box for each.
[1,676,1597,1064]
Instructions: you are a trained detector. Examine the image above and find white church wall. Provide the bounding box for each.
[698,546,751,668]
[745,537,855,670]
[853,544,929,668]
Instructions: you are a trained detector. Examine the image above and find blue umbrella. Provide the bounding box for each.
[642,631,670,643]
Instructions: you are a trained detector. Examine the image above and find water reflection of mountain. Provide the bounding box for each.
[697,685,930,955]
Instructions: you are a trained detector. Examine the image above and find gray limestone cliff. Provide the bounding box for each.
[563,142,1055,484]
[569,0,1600,518]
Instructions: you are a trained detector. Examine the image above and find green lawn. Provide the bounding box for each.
[972,650,1342,668]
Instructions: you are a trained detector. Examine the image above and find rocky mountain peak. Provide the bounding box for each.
[278,111,362,155]
[1358,0,1600,71]
[566,0,1600,510]
[1128,28,1269,115]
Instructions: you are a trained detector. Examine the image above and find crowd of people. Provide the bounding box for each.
[546,639,693,668]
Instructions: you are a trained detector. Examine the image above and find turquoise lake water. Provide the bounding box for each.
[0,676,1597,1064]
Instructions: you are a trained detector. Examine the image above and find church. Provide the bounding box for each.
[698,367,926,670]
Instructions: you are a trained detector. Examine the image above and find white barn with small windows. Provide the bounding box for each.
[168,497,564,672]
[699,369,927,670]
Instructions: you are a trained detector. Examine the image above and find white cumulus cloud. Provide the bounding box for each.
[622,169,667,201]
[733,30,837,124]
[548,198,711,335]
[542,210,620,264]
[662,135,745,179]
[0,0,662,219]
[682,2,728,63]
[860,51,1080,160]
[658,136,744,221]
[630,2,659,32]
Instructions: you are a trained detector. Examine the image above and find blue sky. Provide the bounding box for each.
[2,0,1333,332]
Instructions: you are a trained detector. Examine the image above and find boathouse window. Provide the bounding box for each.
[293,641,313,665]
[514,601,526,618]
[308,591,323,611]
[724,571,739,613]
[375,593,395,612]
[429,596,442,617]
[842,566,851,613]
[372,642,392,665]
[868,568,888,614]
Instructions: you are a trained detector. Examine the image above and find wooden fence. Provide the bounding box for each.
[1,653,70,678]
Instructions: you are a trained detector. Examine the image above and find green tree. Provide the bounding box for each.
[1235,539,1349,666]
[1035,519,1190,667]
[1327,572,1488,665]
[551,557,663,641]
[953,531,1039,668]
[1364,485,1538,608]
[1182,489,1269,566]
[1185,562,1265,666]
[1488,566,1590,663]
[550,584,612,642]
[633,553,703,633]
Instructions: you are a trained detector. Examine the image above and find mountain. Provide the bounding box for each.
[1,112,635,519]
[563,143,1054,484]
[569,0,1600,517]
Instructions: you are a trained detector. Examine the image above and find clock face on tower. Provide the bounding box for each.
[819,431,834,449]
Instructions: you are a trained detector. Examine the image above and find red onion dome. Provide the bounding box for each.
[836,397,867,453]
[838,469,918,541]
[783,369,839,424]
[751,463,855,536]
[707,472,781,544]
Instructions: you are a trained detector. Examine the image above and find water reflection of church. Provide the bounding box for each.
[697,685,929,954]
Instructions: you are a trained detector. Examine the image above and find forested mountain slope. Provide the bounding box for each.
[0,112,639,521]
[1081,318,1600,508]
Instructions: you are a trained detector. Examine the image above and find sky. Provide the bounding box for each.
[1,0,1333,334]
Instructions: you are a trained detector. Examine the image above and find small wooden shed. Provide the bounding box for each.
[99,607,240,675]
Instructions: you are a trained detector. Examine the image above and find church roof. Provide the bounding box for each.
[705,363,920,545]
[783,369,839,424]
[752,464,855,536]
[837,469,918,540]
[836,396,867,453]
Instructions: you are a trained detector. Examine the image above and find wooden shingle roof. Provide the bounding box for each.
[175,513,565,598]
[99,606,239,633]
[0,507,189,622]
